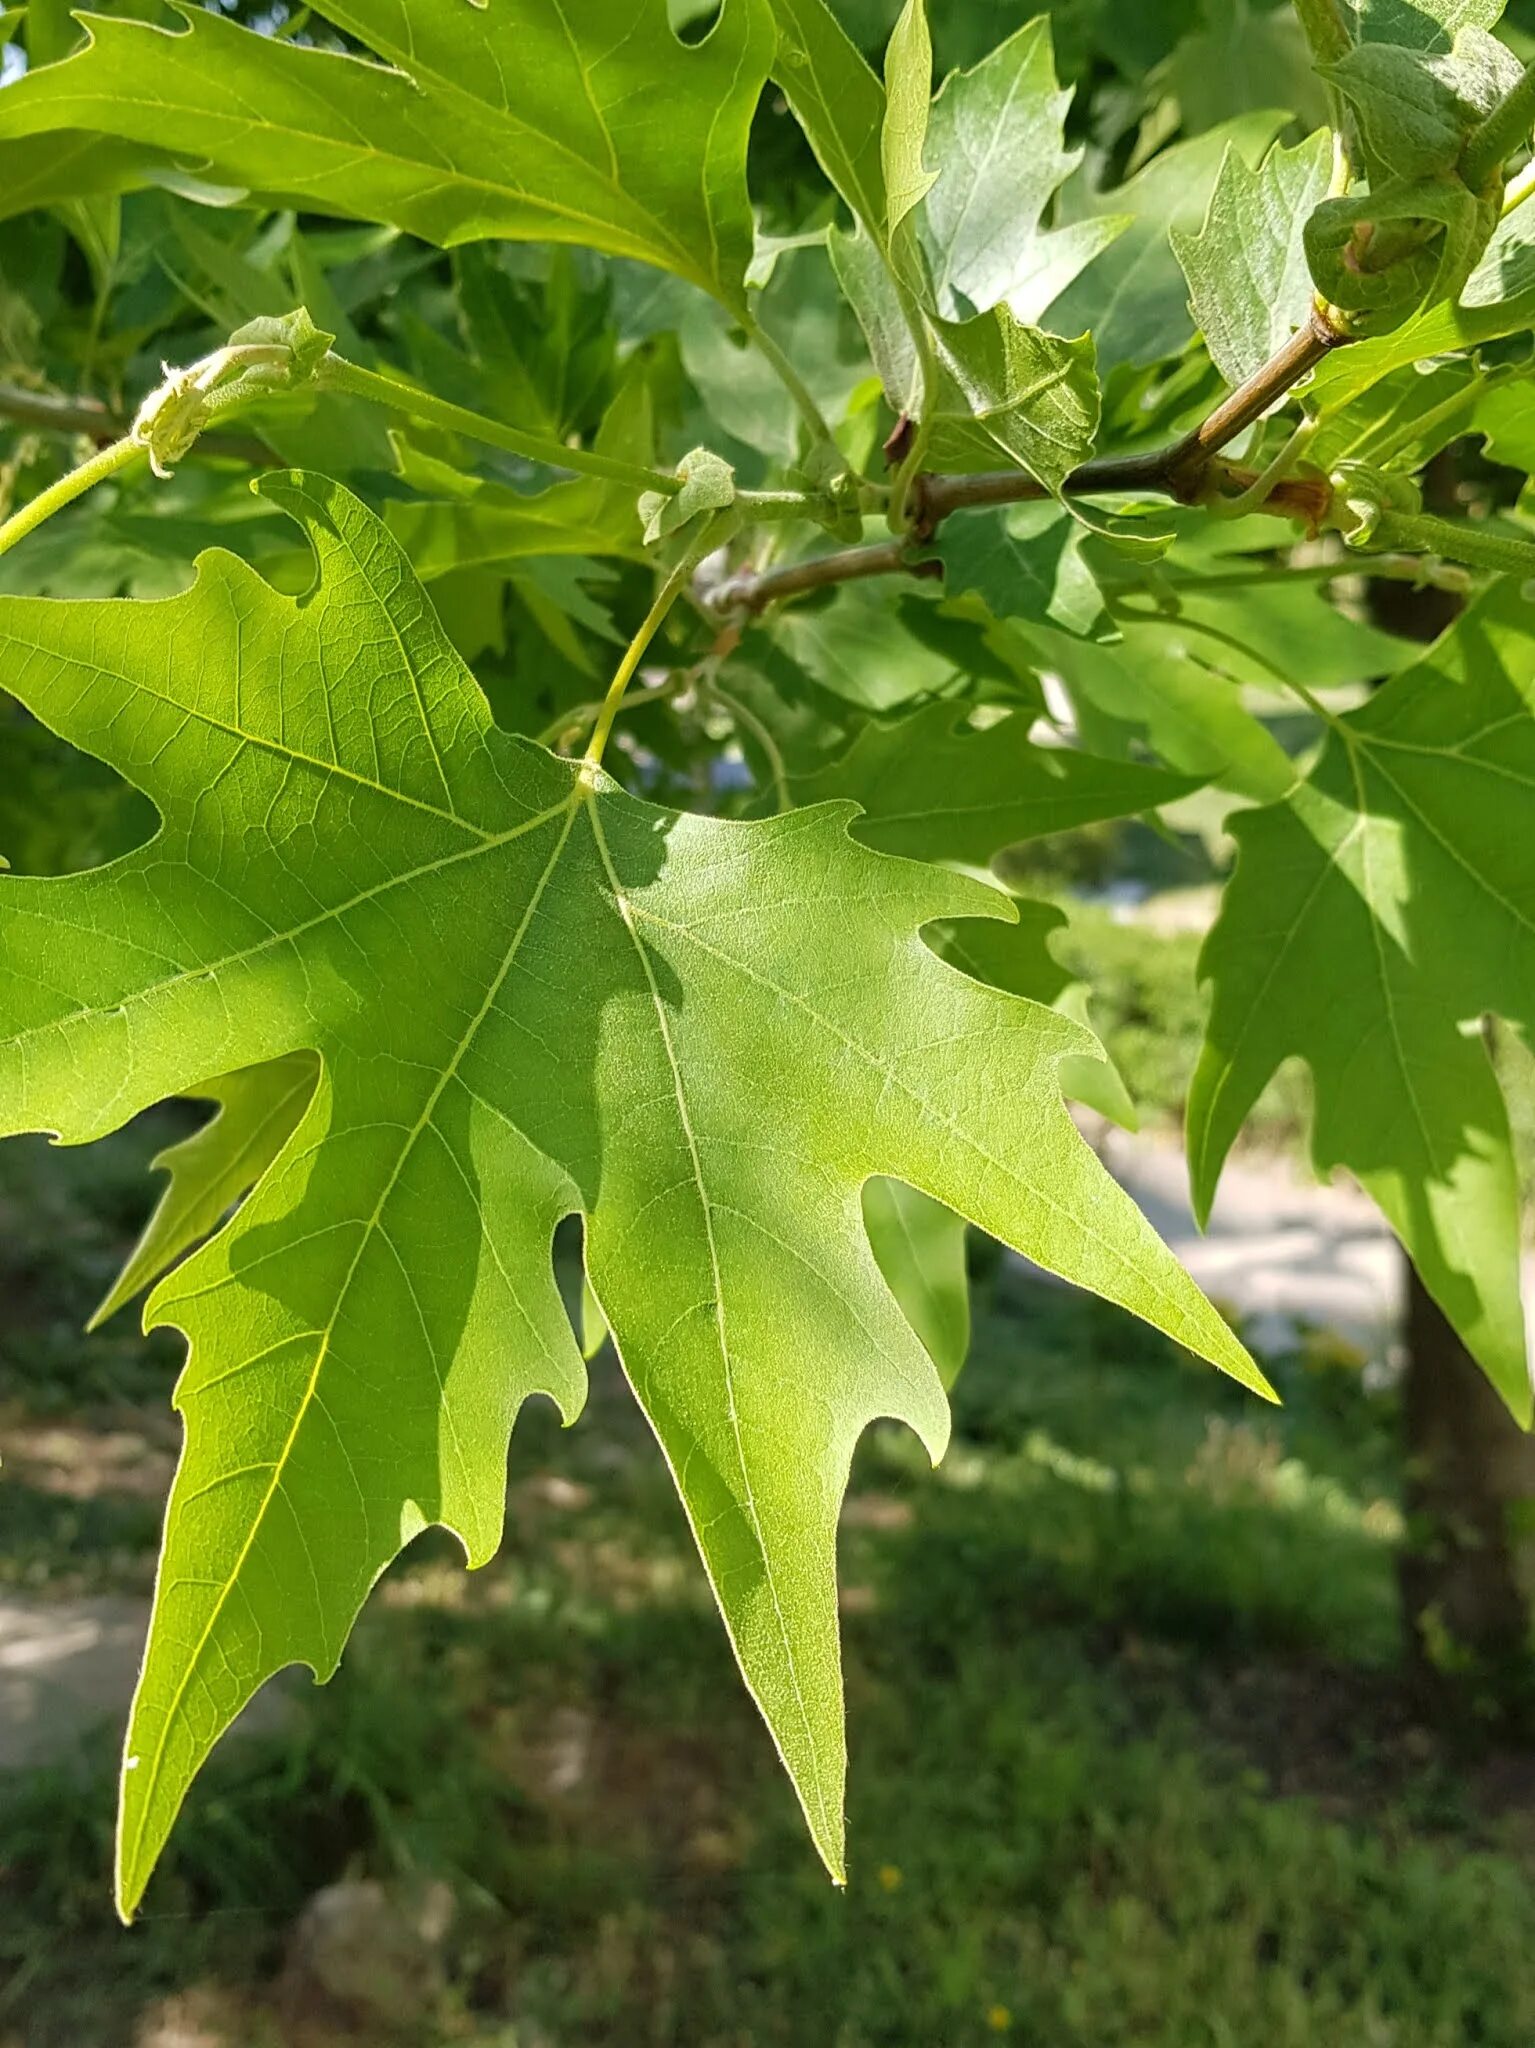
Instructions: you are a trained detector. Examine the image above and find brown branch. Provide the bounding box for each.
[0,380,120,438]
[1162,306,1350,478]
[709,540,941,615]
[718,310,1354,616]
[723,456,1333,615]
[915,447,1166,530]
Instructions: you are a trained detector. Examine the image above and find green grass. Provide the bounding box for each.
[4,1182,1534,2046]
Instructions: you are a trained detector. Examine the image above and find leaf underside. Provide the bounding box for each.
[0,476,1265,1918]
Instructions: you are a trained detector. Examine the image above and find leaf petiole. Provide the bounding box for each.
[1502,155,1535,218]
[1203,419,1319,519]
[1113,552,1471,599]
[318,354,679,496]
[582,516,734,774]
[1359,508,1535,577]
[0,436,143,561]
[740,311,838,450]
[888,284,939,535]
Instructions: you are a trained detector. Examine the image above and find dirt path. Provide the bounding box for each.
[1100,1130,1403,1364]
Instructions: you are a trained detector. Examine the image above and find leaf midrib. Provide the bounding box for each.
[585,799,835,1853]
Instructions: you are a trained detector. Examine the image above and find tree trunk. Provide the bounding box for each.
[1397,1260,1535,1722]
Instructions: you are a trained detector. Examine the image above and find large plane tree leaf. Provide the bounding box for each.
[1190,583,1535,1420]
[0,474,1264,1920]
[0,0,775,310]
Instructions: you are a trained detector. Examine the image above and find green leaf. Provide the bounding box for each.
[1164,0,1326,135]
[0,0,776,311]
[7,3,148,225]
[1301,29,1520,334]
[935,521,1356,799]
[827,220,926,416]
[862,1179,971,1388]
[920,17,1124,323]
[92,1055,319,1331]
[866,896,1156,1395]
[0,133,164,227]
[939,502,1105,639]
[385,464,646,583]
[926,310,1100,490]
[1046,112,1290,372]
[1170,132,1332,389]
[446,247,619,446]
[0,473,1264,1917]
[1307,357,1482,473]
[1354,0,1507,51]
[1029,623,1298,803]
[1474,372,1535,469]
[1305,200,1535,410]
[639,447,736,544]
[679,242,872,465]
[882,0,939,239]
[762,582,967,712]
[1305,172,1499,335]
[1191,583,1535,1419]
[1322,43,1478,181]
[795,703,1201,866]
[768,0,889,236]
[831,225,1100,493]
[231,306,335,384]
[27,0,83,67]
[934,902,1140,1133]
[884,594,1046,703]
[1123,569,1418,693]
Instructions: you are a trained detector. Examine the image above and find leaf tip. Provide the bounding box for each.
[114,1754,150,1926]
